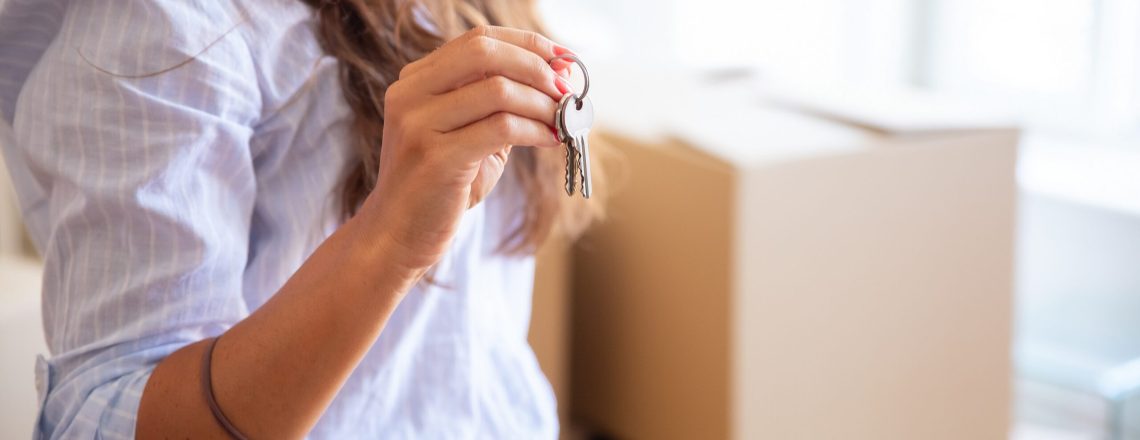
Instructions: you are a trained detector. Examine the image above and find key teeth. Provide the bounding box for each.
[564,145,575,196]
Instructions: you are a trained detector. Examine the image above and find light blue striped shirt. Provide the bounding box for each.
[0,0,557,438]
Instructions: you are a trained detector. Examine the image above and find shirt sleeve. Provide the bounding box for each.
[11,1,262,438]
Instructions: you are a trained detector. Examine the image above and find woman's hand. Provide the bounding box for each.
[361,26,575,271]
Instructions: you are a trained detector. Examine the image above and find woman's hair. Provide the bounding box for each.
[301,0,604,253]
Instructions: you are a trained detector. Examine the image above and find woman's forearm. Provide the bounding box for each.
[136,201,423,439]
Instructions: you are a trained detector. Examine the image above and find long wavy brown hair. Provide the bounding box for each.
[300,0,604,253]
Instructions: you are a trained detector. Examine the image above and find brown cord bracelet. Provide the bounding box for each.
[201,336,251,440]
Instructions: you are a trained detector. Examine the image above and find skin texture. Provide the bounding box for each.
[135,26,571,439]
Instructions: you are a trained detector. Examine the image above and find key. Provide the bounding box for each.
[557,93,595,198]
[556,94,579,196]
[565,138,579,196]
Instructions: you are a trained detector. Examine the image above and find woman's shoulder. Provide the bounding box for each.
[49,1,257,77]
[0,0,262,129]
[11,0,332,124]
[83,0,332,120]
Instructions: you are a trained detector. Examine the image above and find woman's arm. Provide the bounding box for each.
[136,26,573,439]
[135,202,418,439]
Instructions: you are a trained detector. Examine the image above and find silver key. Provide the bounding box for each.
[556,94,578,196]
[564,136,579,196]
[557,93,595,198]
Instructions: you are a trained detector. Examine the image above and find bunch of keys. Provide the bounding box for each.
[551,54,594,199]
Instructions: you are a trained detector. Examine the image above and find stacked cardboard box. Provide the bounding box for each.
[566,69,1018,440]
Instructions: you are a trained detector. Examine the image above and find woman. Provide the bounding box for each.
[0,0,602,438]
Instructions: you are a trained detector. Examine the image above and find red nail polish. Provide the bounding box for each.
[551,60,572,73]
[554,45,574,56]
[551,126,561,143]
[555,76,573,95]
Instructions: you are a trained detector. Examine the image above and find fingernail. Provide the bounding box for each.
[551,126,561,143]
[551,59,573,72]
[558,68,571,80]
[555,76,573,95]
[551,45,576,70]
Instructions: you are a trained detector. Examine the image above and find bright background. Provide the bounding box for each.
[1,1,1138,438]
[540,0,1140,438]
[543,0,1140,142]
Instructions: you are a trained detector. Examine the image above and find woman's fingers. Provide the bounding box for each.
[423,75,559,133]
[427,36,563,99]
[400,27,568,100]
[440,112,561,162]
[465,26,574,70]
[386,25,573,169]
[401,26,570,79]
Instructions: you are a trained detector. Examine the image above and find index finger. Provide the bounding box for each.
[400,25,575,80]
[471,26,576,69]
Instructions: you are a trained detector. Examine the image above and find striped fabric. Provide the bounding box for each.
[0,1,557,438]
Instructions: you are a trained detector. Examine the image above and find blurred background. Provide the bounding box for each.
[2,0,1139,439]
[534,0,1140,439]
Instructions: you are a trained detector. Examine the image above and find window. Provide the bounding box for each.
[542,0,1140,143]
[921,0,1140,140]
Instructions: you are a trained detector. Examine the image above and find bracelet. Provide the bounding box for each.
[202,336,251,440]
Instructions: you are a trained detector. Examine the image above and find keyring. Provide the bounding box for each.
[549,54,590,108]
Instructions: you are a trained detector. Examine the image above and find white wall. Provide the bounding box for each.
[540,0,917,85]
[0,255,45,439]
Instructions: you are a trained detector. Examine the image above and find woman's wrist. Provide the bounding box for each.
[341,195,432,290]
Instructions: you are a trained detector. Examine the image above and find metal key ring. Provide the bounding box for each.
[549,54,590,107]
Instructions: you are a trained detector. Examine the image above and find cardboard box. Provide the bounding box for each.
[569,71,1018,440]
